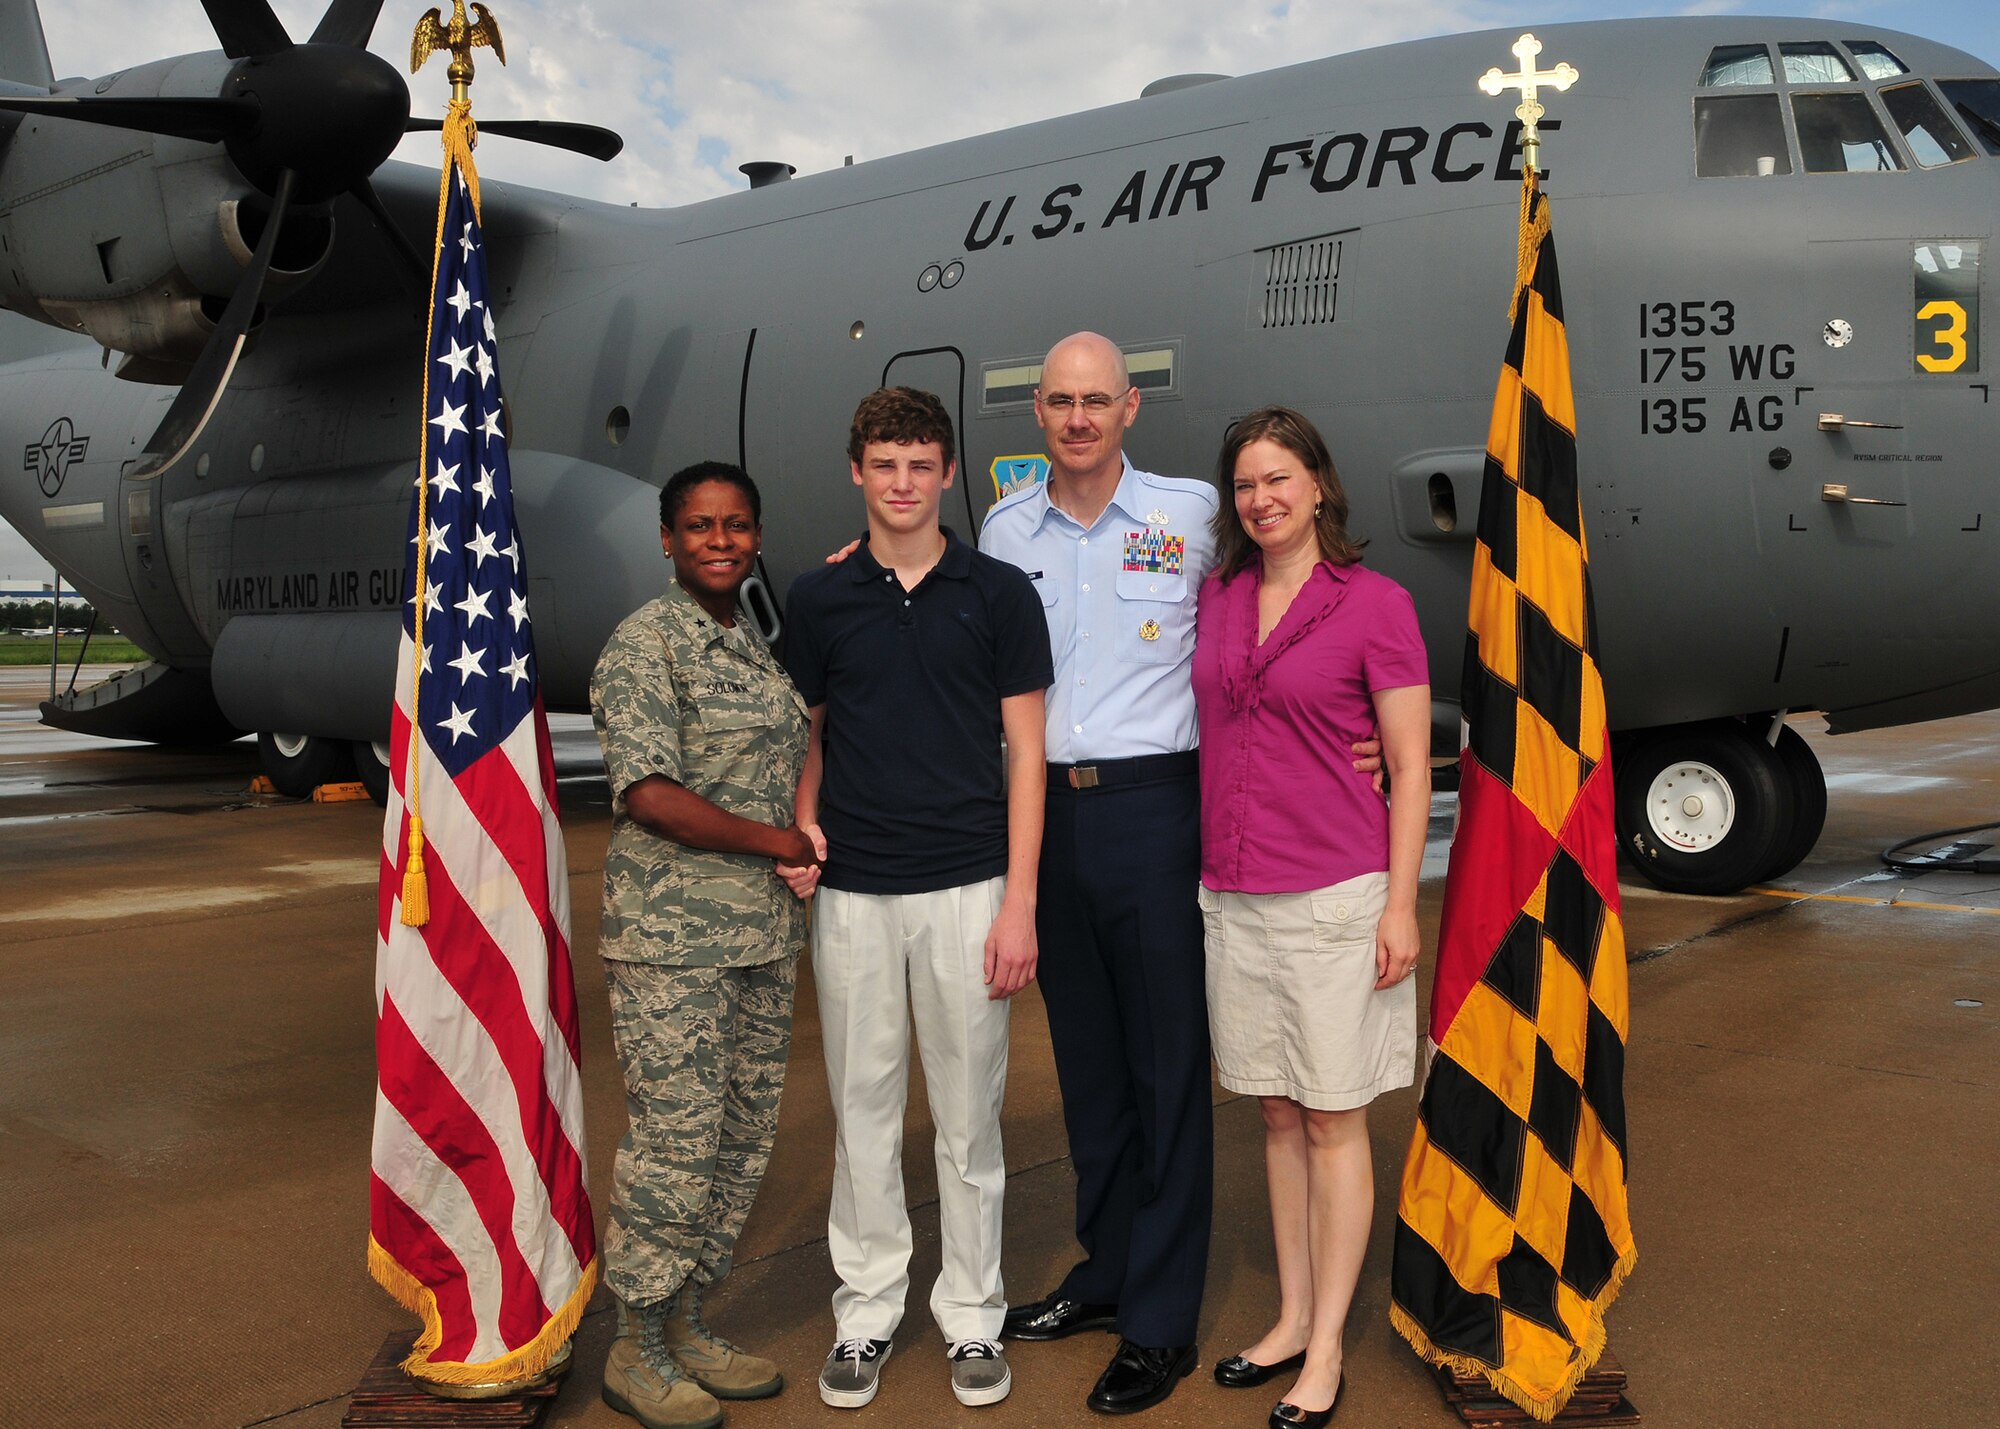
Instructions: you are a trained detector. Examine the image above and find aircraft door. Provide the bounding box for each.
[881,348,974,536]
[1753,236,1977,714]
[115,393,214,665]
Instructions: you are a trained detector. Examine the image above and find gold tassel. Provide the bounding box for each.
[401,814,431,926]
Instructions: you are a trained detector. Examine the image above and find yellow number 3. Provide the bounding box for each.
[1918,299,1969,372]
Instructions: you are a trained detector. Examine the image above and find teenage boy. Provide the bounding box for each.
[782,386,1052,1411]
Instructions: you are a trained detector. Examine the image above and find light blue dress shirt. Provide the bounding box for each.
[981,456,1219,763]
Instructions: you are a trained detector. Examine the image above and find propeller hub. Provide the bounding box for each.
[224,44,410,202]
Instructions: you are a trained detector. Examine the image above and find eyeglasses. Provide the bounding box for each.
[1037,386,1131,413]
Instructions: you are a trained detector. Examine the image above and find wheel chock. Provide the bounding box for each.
[312,781,373,803]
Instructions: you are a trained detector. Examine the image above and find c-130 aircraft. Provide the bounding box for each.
[2,0,1997,896]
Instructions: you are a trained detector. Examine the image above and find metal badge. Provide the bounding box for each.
[1140,618,1161,641]
[1145,507,1170,526]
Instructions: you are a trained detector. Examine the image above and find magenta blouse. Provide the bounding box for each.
[1193,558,1428,894]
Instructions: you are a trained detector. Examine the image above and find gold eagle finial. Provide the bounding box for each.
[411,1,507,103]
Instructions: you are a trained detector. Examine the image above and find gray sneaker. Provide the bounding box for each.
[948,1338,1012,1406]
[819,1337,892,1408]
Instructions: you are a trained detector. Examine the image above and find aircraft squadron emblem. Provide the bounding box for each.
[24,418,88,498]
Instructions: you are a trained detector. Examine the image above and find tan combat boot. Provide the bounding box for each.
[602,1297,724,1429]
[665,1281,784,1399]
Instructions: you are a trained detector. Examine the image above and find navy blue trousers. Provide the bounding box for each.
[1036,770,1213,1347]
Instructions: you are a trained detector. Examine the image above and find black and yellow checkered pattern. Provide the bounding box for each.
[1391,175,1637,1423]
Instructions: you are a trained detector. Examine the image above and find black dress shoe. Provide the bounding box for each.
[1269,1373,1344,1428]
[1214,1349,1307,1387]
[1001,1293,1118,1341]
[1087,1340,1196,1415]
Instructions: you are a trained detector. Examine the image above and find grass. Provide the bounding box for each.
[0,635,150,666]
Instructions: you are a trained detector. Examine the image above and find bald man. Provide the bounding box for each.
[979,332,1216,1414]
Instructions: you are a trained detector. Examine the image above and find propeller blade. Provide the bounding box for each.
[349,177,431,310]
[0,94,256,144]
[309,0,388,48]
[200,0,295,58]
[406,116,625,162]
[140,167,298,474]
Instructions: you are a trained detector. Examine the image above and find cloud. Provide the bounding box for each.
[38,1,1496,207]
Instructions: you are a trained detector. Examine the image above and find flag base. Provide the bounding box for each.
[1429,1347,1638,1426]
[344,1330,566,1426]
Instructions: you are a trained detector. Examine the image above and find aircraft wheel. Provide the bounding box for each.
[257,731,356,799]
[351,739,393,807]
[1752,725,1828,884]
[1615,721,1785,895]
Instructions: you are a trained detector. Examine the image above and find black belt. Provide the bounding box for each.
[1048,751,1197,790]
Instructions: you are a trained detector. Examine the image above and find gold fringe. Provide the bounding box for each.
[1390,1244,1639,1424]
[369,1237,600,1386]
[1507,166,1552,325]
[399,814,431,926]
[400,101,485,926]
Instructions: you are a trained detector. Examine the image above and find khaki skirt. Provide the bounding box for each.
[1199,871,1415,1111]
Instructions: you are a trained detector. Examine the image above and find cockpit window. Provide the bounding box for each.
[1845,42,1908,81]
[1695,95,1793,177]
[1793,92,1902,172]
[1700,44,1774,87]
[1939,79,2000,156]
[1781,43,1856,85]
[1880,83,1974,167]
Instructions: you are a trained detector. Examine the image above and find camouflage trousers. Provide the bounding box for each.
[601,955,797,1306]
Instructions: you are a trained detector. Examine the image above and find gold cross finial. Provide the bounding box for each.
[1478,33,1577,169]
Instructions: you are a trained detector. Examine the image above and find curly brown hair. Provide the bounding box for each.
[1210,405,1363,582]
[847,386,956,471]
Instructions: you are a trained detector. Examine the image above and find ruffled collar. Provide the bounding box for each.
[1217,558,1354,714]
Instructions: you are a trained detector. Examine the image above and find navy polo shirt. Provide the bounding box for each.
[783,527,1053,895]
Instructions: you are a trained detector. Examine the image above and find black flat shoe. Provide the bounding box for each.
[1269,1373,1344,1429]
[1002,1293,1119,1341]
[1087,1340,1196,1415]
[1214,1349,1307,1387]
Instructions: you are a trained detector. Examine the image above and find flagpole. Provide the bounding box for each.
[1390,35,1638,1425]
[366,1,597,1401]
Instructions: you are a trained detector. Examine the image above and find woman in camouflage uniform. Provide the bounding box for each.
[589,462,822,1429]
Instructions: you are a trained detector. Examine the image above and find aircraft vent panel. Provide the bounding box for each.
[1258,237,1340,329]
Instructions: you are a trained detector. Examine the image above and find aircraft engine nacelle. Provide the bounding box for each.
[0,62,333,376]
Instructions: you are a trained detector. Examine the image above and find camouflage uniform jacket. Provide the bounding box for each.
[590,581,810,967]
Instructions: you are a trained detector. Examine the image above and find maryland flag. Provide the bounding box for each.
[1389,168,1636,1420]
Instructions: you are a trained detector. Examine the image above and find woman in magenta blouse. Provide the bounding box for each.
[1191,407,1430,1429]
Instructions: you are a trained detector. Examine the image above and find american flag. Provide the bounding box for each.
[369,117,598,1387]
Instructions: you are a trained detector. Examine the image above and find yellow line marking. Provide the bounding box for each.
[1748,886,2000,915]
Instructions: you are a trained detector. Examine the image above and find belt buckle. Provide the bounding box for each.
[1069,765,1100,790]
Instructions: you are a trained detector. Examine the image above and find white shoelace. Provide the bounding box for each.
[832,1338,885,1364]
[949,1338,1003,1361]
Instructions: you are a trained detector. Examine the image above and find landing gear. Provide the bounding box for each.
[256,731,356,798]
[1756,725,1827,885]
[1614,718,1826,895]
[351,738,392,806]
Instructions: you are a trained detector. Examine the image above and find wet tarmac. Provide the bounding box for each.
[0,666,1992,1428]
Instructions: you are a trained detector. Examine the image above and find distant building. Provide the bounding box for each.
[0,581,91,606]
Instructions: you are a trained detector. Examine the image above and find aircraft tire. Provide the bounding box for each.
[351,739,392,807]
[257,731,356,799]
[1751,725,1828,884]
[1614,721,1786,895]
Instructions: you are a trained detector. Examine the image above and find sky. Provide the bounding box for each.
[4,0,1999,579]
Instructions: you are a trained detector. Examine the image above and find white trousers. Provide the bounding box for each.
[814,877,1011,1343]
